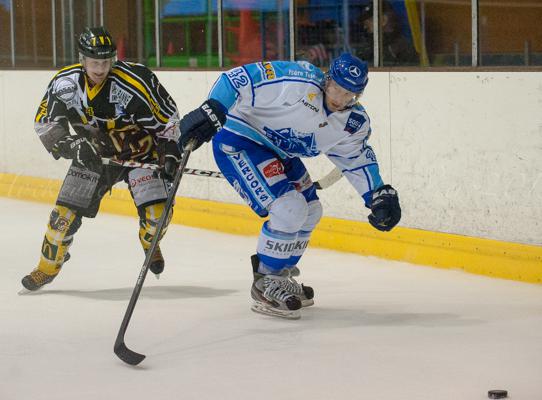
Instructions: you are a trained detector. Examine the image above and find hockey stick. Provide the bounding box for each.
[102,158,224,179]
[113,142,196,366]
[102,157,343,189]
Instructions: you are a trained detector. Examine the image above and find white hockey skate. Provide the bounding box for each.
[251,256,302,319]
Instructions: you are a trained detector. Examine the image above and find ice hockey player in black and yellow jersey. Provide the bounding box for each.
[21,26,184,291]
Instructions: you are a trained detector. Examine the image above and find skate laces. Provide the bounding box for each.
[30,269,56,285]
[263,276,297,302]
[280,270,304,296]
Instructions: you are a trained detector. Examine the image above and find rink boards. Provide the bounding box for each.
[0,69,540,283]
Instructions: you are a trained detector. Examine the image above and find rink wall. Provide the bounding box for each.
[0,69,541,283]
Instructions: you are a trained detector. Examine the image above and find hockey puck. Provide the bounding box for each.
[488,390,508,399]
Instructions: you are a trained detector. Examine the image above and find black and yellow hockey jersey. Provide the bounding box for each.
[35,61,180,161]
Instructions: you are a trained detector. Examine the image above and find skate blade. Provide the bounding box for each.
[251,301,301,320]
[301,299,314,307]
[18,287,38,295]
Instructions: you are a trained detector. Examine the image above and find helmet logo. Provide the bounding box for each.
[349,65,361,77]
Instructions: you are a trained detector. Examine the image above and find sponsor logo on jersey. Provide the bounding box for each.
[263,126,319,157]
[129,174,153,188]
[261,62,276,80]
[288,68,318,80]
[258,159,286,186]
[229,152,273,208]
[344,112,367,134]
[233,179,253,208]
[301,99,319,113]
[110,81,134,108]
[67,169,99,183]
[261,160,284,178]
[307,92,318,101]
[54,77,77,103]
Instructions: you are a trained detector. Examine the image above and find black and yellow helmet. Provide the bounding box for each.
[78,26,116,59]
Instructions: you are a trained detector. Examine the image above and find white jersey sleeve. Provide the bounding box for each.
[325,110,383,206]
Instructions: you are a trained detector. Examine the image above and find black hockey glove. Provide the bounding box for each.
[178,99,227,151]
[368,184,401,232]
[52,135,102,172]
[158,139,182,181]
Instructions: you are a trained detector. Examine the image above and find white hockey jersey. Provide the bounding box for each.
[209,60,383,205]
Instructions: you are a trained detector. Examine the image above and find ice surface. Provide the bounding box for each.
[1,198,541,400]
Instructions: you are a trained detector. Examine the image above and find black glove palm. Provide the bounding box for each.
[52,135,102,172]
[179,99,227,150]
[368,184,401,232]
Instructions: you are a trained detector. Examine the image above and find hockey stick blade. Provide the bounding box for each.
[114,340,145,366]
[113,141,196,365]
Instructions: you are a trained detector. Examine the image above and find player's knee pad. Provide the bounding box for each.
[301,200,323,232]
[268,191,309,234]
[138,202,173,248]
[39,206,81,274]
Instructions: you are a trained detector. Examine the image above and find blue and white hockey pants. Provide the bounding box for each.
[212,129,323,273]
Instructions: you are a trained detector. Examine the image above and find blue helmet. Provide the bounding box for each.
[328,53,369,94]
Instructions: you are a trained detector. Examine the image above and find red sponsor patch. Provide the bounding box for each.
[129,174,153,187]
[262,160,284,178]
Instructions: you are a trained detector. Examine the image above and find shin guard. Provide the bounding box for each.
[138,202,173,250]
[37,206,81,275]
[256,221,297,273]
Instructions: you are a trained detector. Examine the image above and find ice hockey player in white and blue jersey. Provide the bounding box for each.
[179,53,401,320]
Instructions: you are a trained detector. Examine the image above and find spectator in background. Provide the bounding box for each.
[296,20,337,68]
[356,1,419,66]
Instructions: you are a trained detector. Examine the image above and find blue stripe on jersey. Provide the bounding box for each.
[209,74,239,109]
[344,162,382,192]
[327,152,362,160]
[365,164,383,189]
[344,162,378,174]
[242,65,256,107]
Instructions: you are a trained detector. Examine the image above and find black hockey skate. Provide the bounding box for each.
[250,255,302,320]
[147,246,165,276]
[21,269,59,292]
[19,252,70,294]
